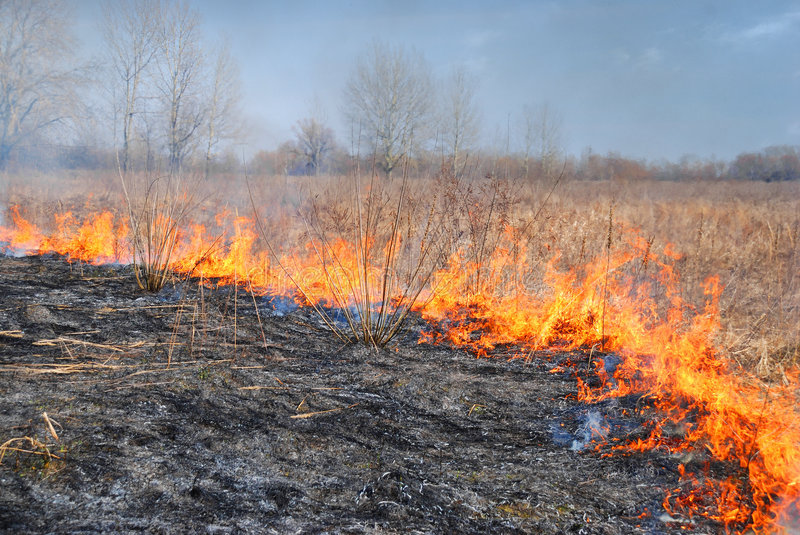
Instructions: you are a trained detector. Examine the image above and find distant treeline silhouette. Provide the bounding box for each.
[5,142,799,183]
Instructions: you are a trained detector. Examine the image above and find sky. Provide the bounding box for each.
[75,0,800,162]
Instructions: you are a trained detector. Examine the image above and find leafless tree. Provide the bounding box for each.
[203,40,241,178]
[520,103,563,179]
[156,0,205,175]
[292,117,335,176]
[102,0,161,173]
[344,41,433,176]
[439,66,480,175]
[0,0,83,170]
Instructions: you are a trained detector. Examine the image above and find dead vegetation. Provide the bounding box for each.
[3,170,798,375]
[251,166,457,347]
[1,171,799,532]
[530,179,800,376]
[118,171,204,291]
[2,170,798,375]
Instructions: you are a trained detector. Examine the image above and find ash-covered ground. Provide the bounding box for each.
[0,255,725,534]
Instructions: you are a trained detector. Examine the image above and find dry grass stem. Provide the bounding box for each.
[0,437,59,464]
[289,403,360,419]
[0,330,23,338]
[32,337,127,352]
[41,412,60,442]
[103,380,176,392]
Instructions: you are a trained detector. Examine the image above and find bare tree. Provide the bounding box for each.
[292,117,335,176]
[0,0,82,170]
[102,0,161,173]
[156,0,205,175]
[520,103,562,179]
[344,41,433,176]
[440,66,480,175]
[203,40,241,178]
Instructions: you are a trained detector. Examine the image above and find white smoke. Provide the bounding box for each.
[571,410,610,451]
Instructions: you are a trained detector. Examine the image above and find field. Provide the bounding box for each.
[0,171,799,533]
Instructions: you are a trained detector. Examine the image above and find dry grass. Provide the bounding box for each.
[0,170,122,228]
[0,436,58,465]
[1,170,798,375]
[514,179,800,375]
[0,412,64,475]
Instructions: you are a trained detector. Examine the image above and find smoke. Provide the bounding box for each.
[261,295,299,317]
[0,178,5,227]
[776,495,800,534]
[570,410,610,451]
[4,248,29,258]
[0,206,6,252]
[550,409,612,451]
[156,284,188,303]
[602,353,621,374]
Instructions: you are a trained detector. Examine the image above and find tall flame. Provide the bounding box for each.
[0,206,46,254]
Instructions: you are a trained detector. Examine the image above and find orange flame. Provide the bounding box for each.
[417,226,800,532]
[0,206,46,253]
[43,211,130,264]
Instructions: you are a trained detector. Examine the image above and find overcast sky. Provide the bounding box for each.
[77,0,800,161]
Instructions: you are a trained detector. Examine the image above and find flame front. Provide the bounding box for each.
[1,205,798,533]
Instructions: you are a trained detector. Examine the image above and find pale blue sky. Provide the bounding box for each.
[77,1,800,161]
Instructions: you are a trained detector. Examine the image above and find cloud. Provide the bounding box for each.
[728,10,800,41]
[612,49,632,64]
[461,55,489,73]
[613,47,663,69]
[638,47,663,67]
[463,29,497,49]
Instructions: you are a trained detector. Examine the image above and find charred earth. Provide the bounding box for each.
[0,254,723,534]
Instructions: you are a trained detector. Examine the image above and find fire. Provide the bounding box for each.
[1,205,799,533]
[0,207,129,264]
[417,224,800,532]
[42,211,130,264]
[171,216,273,289]
[0,206,46,253]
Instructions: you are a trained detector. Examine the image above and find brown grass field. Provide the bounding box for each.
[3,170,797,378]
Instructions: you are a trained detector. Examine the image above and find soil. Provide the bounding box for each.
[0,254,725,534]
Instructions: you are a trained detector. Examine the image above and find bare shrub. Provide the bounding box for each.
[251,165,450,347]
[119,172,199,291]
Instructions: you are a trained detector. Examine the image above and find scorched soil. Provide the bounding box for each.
[0,255,726,534]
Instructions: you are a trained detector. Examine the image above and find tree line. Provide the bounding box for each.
[1,0,798,183]
[248,144,800,183]
[0,0,239,176]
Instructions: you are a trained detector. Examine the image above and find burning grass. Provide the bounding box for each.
[1,171,799,532]
[248,169,453,347]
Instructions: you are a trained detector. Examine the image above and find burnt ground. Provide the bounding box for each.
[0,254,726,534]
